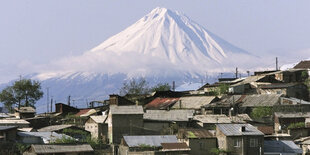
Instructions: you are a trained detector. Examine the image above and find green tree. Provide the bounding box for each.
[120,78,150,95]
[219,83,229,94]
[150,83,171,92]
[251,107,273,119]
[0,78,43,110]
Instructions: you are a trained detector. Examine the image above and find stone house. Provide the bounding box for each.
[216,123,264,155]
[14,107,35,119]
[274,112,310,133]
[108,105,144,144]
[178,128,217,155]
[0,126,17,142]
[85,115,108,142]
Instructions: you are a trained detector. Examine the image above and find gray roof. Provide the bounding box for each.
[90,115,107,124]
[264,140,302,154]
[240,94,282,107]
[0,119,30,124]
[216,124,264,136]
[172,96,217,109]
[18,132,73,143]
[110,105,144,114]
[15,107,36,113]
[144,110,194,122]
[281,97,310,105]
[38,124,73,132]
[30,144,93,153]
[194,115,232,124]
[123,135,178,147]
[275,112,310,118]
[0,126,17,131]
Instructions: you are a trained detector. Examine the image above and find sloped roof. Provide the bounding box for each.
[275,112,310,118]
[123,135,178,147]
[15,107,35,113]
[161,142,190,151]
[260,83,301,89]
[144,110,194,122]
[30,144,93,153]
[38,125,72,132]
[145,97,179,110]
[193,115,232,124]
[110,105,144,115]
[179,128,215,139]
[18,132,73,143]
[0,119,30,124]
[90,115,107,124]
[294,60,310,69]
[264,140,302,154]
[0,126,17,131]
[18,128,35,132]
[257,126,274,135]
[172,96,217,109]
[240,94,282,107]
[231,75,266,86]
[216,123,264,136]
[75,109,96,116]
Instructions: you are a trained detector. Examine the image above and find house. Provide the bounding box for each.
[55,103,79,115]
[85,115,108,142]
[216,123,264,155]
[18,131,74,144]
[0,126,17,142]
[109,94,136,106]
[143,110,194,134]
[295,136,310,154]
[108,105,144,144]
[264,140,302,155]
[25,117,50,129]
[14,107,35,119]
[198,78,244,94]
[294,60,310,71]
[75,108,98,117]
[0,119,30,128]
[274,112,310,133]
[38,124,89,140]
[178,128,217,155]
[193,114,251,129]
[23,144,94,155]
[119,135,190,155]
[258,83,309,101]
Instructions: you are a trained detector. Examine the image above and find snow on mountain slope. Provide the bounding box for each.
[1,7,261,113]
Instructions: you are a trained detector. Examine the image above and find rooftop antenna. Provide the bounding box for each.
[46,87,49,113]
[68,95,71,106]
[172,81,175,91]
[235,67,238,78]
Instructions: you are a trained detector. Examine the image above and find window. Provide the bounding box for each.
[234,139,241,147]
[250,138,258,147]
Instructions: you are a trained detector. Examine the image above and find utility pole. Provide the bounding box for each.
[46,87,49,113]
[276,57,279,71]
[68,95,71,106]
[247,71,250,77]
[172,81,175,91]
[50,97,53,113]
[235,67,238,78]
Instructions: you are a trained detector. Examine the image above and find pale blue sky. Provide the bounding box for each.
[1,0,310,83]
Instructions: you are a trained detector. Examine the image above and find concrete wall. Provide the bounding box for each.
[188,138,217,155]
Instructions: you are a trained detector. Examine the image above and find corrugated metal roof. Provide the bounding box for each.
[0,119,30,124]
[231,75,266,86]
[18,132,73,143]
[38,125,72,132]
[172,96,217,109]
[257,126,274,135]
[145,97,179,110]
[264,140,302,154]
[0,126,17,131]
[123,135,178,147]
[294,60,310,69]
[144,110,194,122]
[161,142,190,151]
[18,128,35,132]
[179,128,215,138]
[216,123,264,136]
[90,115,107,124]
[260,83,300,89]
[194,115,232,124]
[240,94,282,107]
[31,144,93,153]
[110,105,144,114]
[275,112,310,118]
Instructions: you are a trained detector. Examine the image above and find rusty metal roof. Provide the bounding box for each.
[294,60,310,69]
[145,97,179,110]
[257,126,274,135]
[161,142,190,151]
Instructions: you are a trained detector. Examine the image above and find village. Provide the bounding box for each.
[0,60,309,155]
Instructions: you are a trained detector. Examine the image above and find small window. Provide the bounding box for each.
[250,138,258,147]
[234,139,241,147]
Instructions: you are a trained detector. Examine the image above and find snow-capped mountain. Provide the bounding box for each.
[1,7,261,113]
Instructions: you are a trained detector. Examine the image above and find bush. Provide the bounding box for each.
[251,107,273,119]
[288,122,305,129]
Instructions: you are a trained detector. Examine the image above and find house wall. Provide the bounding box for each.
[110,114,143,144]
[85,120,108,142]
[0,128,17,141]
[143,121,170,134]
[188,138,217,155]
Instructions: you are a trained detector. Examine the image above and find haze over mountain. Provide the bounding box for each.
[1,7,263,112]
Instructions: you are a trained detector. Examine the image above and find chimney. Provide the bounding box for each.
[240,126,246,132]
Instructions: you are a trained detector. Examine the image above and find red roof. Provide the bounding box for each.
[257,126,274,135]
[145,97,179,110]
[75,109,92,116]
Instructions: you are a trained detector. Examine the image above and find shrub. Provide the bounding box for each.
[251,107,273,119]
[288,122,305,129]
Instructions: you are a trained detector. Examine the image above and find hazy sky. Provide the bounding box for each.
[1,0,310,83]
